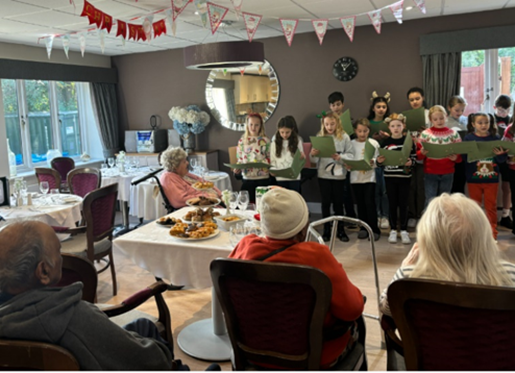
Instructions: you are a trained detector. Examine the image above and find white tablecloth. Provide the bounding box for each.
[203,171,232,192]
[114,207,241,289]
[0,194,82,228]
[101,170,147,202]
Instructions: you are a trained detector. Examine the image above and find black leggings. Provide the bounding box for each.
[352,183,380,234]
[385,177,411,231]
[318,178,345,218]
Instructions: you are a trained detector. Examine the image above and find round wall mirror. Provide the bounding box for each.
[205,60,280,131]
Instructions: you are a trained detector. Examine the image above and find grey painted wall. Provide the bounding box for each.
[113,8,515,202]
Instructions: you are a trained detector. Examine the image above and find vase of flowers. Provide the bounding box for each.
[168,105,210,153]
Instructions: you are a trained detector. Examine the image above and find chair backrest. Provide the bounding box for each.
[228,146,237,165]
[67,168,102,198]
[210,258,332,370]
[388,278,515,370]
[0,339,79,370]
[34,167,61,191]
[51,157,75,181]
[83,183,118,250]
[302,142,312,168]
[56,253,98,303]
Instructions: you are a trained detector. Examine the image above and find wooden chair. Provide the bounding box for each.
[67,168,102,198]
[210,258,367,371]
[51,157,75,192]
[388,278,515,370]
[34,167,62,191]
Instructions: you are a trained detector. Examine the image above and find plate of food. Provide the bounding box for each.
[214,214,246,231]
[182,207,221,223]
[186,196,220,207]
[192,181,215,190]
[156,216,182,227]
[169,221,220,240]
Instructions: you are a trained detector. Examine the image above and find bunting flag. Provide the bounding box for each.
[62,34,70,59]
[79,32,86,57]
[153,19,167,37]
[143,15,153,41]
[91,7,104,28]
[340,16,356,42]
[390,0,404,24]
[45,35,54,59]
[413,0,426,14]
[311,19,328,45]
[99,29,106,54]
[165,9,175,36]
[117,20,127,38]
[80,0,95,18]
[137,25,147,41]
[242,12,261,43]
[258,64,262,75]
[230,0,243,20]
[128,23,139,40]
[279,18,298,46]
[368,9,382,34]
[207,2,229,35]
[194,0,208,27]
[239,67,245,76]
[102,13,113,33]
[172,0,191,21]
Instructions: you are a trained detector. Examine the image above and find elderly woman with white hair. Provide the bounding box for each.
[159,147,221,208]
[379,193,515,316]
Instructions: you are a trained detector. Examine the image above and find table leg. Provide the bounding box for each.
[177,288,231,361]
[114,201,132,236]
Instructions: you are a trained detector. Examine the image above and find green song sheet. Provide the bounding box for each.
[377,132,413,166]
[340,109,354,135]
[269,149,306,179]
[369,121,389,134]
[343,140,376,171]
[224,162,271,170]
[402,107,427,132]
[421,141,478,159]
[467,141,515,162]
[310,136,337,158]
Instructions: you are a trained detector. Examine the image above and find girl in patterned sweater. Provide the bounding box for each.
[235,113,271,203]
[417,105,462,206]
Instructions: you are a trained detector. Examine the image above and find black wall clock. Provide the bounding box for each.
[333,57,358,82]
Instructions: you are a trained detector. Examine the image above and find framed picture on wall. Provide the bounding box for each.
[0,177,10,207]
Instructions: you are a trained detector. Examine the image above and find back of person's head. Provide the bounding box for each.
[412,193,512,286]
[495,94,512,109]
[260,188,309,240]
[406,87,424,99]
[328,91,344,104]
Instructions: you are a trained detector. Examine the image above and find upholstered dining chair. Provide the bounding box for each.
[67,167,102,198]
[387,278,515,370]
[34,167,62,192]
[57,183,118,296]
[210,258,367,371]
[51,157,75,191]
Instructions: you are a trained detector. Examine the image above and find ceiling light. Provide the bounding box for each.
[183,41,265,70]
[406,6,413,10]
[194,11,199,15]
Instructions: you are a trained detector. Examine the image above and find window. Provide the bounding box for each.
[2,79,87,171]
[461,47,515,116]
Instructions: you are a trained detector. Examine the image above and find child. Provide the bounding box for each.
[346,118,381,241]
[328,91,358,222]
[235,113,271,203]
[376,113,417,245]
[270,116,304,192]
[367,93,390,230]
[310,112,354,242]
[463,112,506,240]
[448,95,468,195]
[502,121,515,236]
[406,87,428,228]
[494,94,513,229]
[417,105,462,206]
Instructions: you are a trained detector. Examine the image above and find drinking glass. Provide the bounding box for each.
[101,163,108,175]
[237,191,249,212]
[190,158,198,173]
[229,192,239,212]
[107,157,115,169]
[50,188,59,203]
[229,223,245,247]
[20,180,28,201]
[39,181,49,204]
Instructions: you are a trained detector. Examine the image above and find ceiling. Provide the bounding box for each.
[0,0,513,57]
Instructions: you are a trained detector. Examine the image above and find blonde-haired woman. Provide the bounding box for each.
[379,193,515,316]
[159,147,221,208]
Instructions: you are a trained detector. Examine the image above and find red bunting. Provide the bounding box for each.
[117,20,127,38]
[102,13,113,33]
[80,0,95,18]
[128,23,139,40]
[153,20,167,37]
[89,8,104,28]
[137,25,146,41]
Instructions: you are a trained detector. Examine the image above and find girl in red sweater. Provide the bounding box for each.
[417,105,462,207]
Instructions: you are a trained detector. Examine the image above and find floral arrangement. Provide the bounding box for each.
[168,105,211,136]
[116,150,126,164]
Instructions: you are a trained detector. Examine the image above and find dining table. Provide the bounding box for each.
[113,206,255,361]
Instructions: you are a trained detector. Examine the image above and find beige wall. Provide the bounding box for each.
[113,8,515,201]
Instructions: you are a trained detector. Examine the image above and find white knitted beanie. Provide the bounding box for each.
[261,188,309,240]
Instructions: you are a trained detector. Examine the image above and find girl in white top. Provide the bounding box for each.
[270,116,304,193]
[346,118,381,241]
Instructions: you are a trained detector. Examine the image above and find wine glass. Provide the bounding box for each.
[20,180,28,203]
[229,192,239,212]
[108,157,115,169]
[237,191,249,212]
[101,163,108,175]
[190,158,198,174]
[39,181,49,204]
[229,223,245,247]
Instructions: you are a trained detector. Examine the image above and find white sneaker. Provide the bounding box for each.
[401,230,411,245]
[380,217,389,229]
[408,218,417,228]
[388,230,398,243]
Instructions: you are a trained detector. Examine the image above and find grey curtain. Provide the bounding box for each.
[422,52,462,108]
[90,83,120,158]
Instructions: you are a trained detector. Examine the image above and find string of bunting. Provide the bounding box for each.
[40,0,425,59]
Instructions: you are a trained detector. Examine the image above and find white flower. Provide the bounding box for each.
[168,105,211,135]
[199,112,210,126]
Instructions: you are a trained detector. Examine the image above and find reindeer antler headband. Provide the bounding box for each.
[370,91,391,103]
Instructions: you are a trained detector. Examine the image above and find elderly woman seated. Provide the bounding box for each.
[380,193,515,316]
[159,147,222,209]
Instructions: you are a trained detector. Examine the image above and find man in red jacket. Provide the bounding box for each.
[229,188,364,368]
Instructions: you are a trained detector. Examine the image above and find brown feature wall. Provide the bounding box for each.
[113,8,514,202]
